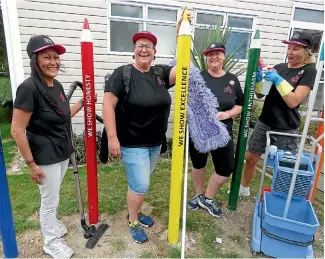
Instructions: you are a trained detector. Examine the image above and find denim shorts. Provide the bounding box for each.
[120,145,161,195]
[248,120,299,154]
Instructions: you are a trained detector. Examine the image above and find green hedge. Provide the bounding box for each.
[0,76,11,106]
[0,105,11,123]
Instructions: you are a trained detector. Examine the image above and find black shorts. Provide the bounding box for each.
[189,137,234,177]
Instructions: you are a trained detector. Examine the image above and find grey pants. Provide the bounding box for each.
[38,159,69,245]
[247,120,299,155]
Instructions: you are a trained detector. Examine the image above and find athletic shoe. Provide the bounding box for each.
[187,194,204,210]
[129,220,148,244]
[43,238,74,259]
[197,196,222,217]
[127,211,154,228]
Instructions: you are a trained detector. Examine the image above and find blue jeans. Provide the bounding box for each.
[120,145,161,195]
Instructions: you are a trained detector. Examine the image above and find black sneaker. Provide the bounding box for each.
[197,195,222,217]
[187,194,204,210]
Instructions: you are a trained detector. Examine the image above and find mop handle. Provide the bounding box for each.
[181,126,190,259]
[283,51,324,218]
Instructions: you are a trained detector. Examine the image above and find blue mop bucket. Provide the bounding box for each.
[261,192,319,258]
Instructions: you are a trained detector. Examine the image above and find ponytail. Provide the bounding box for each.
[304,48,316,64]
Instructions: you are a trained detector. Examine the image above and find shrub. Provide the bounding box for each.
[72,132,173,164]
[299,115,319,137]
[72,131,118,165]
[0,77,11,106]
[0,105,11,123]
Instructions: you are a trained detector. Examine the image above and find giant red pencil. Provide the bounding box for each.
[81,18,98,224]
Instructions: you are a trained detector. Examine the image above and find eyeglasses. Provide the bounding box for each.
[134,44,155,51]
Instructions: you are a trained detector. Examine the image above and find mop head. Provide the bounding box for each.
[169,59,230,153]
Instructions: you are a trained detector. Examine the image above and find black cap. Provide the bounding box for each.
[203,42,226,56]
[282,32,314,50]
[27,35,66,59]
[132,31,157,46]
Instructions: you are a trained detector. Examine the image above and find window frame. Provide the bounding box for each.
[107,0,181,57]
[193,9,257,62]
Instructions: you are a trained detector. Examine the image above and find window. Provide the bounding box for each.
[293,8,324,24]
[193,11,254,60]
[109,3,179,55]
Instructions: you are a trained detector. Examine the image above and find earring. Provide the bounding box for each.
[132,55,135,59]
[153,56,156,60]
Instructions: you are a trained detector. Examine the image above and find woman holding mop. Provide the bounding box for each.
[187,42,244,217]
[240,32,317,196]
[11,35,84,259]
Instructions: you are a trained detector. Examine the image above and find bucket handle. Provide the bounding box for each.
[261,227,314,247]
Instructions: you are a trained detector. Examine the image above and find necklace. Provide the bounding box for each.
[133,63,150,73]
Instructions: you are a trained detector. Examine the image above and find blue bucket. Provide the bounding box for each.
[261,192,319,258]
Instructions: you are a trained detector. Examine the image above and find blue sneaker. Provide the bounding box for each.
[187,194,203,210]
[129,221,148,243]
[197,196,222,217]
[138,211,154,227]
[127,211,154,228]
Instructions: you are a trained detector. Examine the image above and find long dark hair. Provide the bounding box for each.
[30,54,63,115]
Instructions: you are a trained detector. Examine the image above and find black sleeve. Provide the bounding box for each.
[234,76,244,106]
[155,65,173,89]
[13,79,38,112]
[104,66,124,99]
[298,64,317,89]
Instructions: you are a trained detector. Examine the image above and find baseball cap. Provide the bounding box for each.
[282,32,314,49]
[203,42,226,56]
[27,35,66,59]
[132,31,158,46]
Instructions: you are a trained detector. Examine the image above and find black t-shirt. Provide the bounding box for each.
[201,70,244,133]
[259,63,317,130]
[14,77,73,165]
[105,65,172,147]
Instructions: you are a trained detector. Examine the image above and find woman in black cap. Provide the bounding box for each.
[11,35,84,258]
[103,12,191,243]
[240,32,317,196]
[187,43,244,217]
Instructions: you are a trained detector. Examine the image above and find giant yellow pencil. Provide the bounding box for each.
[168,8,191,244]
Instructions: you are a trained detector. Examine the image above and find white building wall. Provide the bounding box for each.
[14,0,323,134]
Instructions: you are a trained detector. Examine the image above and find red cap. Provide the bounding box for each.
[132,31,157,46]
[202,42,226,56]
[27,35,66,59]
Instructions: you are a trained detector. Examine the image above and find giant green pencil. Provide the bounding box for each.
[228,30,261,211]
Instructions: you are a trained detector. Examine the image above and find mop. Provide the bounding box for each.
[169,59,230,153]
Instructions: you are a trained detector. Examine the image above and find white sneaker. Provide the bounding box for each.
[239,185,251,196]
[57,220,68,237]
[43,238,74,259]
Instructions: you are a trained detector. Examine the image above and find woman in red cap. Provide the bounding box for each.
[11,35,84,258]
[240,32,317,196]
[187,42,244,217]
[103,13,190,243]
